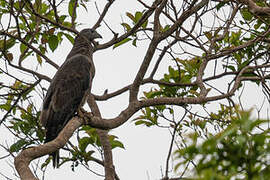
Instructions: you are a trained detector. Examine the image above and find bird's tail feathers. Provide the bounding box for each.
[44,110,72,168]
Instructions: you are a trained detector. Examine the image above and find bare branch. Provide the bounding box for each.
[160,0,210,41]
[87,94,115,180]
[96,0,160,51]
[164,110,187,179]
[129,39,159,102]
[93,0,116,30]
[8,62,52,82]
[48,0,60,23]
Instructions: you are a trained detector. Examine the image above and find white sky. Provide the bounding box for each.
[0,1,269,180]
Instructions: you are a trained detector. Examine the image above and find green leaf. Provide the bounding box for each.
[40,2,49,14]
[238,59,250,70]
[135,11,142,23]
[64,33,74,44]
[0,0,7,7]
[241,8,253,21]
[20,43,27,53]
[126,12,136,22]
[81,127,101,147]
[226,65,236,72]
[216,2,226,11]
[48,35,58,52]
[204,31,212,41]
[79,137,92,152]
[132,38,137,47]
[109,135,125,149]
[36,54,42,65]
[134,119,154,127]
[113,38,131,49]
[142,19,148,28]
[59,15,67,24]
[161,25,170,32]
[121,23,131,32]
[10,139,28,152]
[68,0,77,19]
[0,103,11,111]
[111,140,125,149]
[39,45,46,54]
[63,21,73,27]
[41,156,51,169]
[0,39,16,50]
[254,20,262,30]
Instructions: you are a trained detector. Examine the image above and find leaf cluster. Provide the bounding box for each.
[175,109,270,179]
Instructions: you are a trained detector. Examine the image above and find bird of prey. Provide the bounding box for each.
[40,28,102,168]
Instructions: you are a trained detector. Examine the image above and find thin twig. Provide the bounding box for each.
[0,79,41,125]
[93,0,116,31]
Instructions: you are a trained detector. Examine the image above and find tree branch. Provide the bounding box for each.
[0,80,41,125]
[93,0,116,30]
[0,30,59,69]
[129,39,159,102]
[96,0,160,51]
[237,0,270,16]
[25,0,78,34]
[14,117,83,180]
[160,0,210,41]
[87,94,115,180]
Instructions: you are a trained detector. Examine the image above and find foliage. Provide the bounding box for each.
[175,109,270,179]
[1,0,270,180]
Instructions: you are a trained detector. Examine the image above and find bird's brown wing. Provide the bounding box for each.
[40,54,92,142]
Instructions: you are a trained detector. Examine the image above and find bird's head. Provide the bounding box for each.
[79,28,102,42]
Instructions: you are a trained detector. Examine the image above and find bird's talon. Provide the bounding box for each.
[78,108,86,118]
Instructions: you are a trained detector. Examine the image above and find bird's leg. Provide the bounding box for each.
[78,108,87,117]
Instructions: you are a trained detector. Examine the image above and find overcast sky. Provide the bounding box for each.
[0,1,269,180]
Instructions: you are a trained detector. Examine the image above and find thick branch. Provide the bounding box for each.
[128,0,167,101]
[14,65,268,179]
[129,39,159,102]
[238,0,270,15]
[15,117,83,180]
[87,66,262,130]
[87,94,115,180]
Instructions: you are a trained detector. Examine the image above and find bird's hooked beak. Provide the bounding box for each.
[92,31,102,39]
